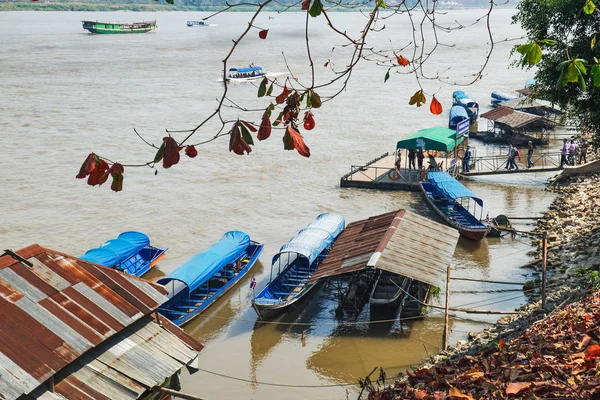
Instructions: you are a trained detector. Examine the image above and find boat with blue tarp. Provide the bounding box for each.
[448,104,469,130]
[491,91,517,107]
[226,66,265,82]
[157,231,263,326]
[420,172,490,241]
[452,90,479,122]
[80,231,167,277]
[252,213,345,320]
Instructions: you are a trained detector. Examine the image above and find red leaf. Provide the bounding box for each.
[303,112,315,130]
[585,344,600,360]
[258,29,268,39]
[229,123,252,155]
[448,387,475,400]
[498,337,506,351]
[185,145,198,158]
[301,0,311,9]
[324,61,329,67]
[241,120,258,132]
[87,159,109,186]
[257,112,272,141]
[430,95,443,115]
[275,85,292,104]
[107,163,124,192]
[162,136,180,169]
[505,382,531,395]
[395,53,410,66]
[76,153,96,179]
[286,125,310,158]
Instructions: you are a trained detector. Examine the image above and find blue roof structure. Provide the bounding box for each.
[427,172,483,206]
[229,66,263,73]
[81,231,150,267]
[157,231,250,294]
[272,213,345,266]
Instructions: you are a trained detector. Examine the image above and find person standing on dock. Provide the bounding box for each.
[505,144,513,169]
[527,141,535,168]
[560,139,569,168]
[462,145,472,172]
[408,149,416,170]
[568,140,578,165]
[417,149,425,170]
[580,139,588,164]
[395,150,402,171]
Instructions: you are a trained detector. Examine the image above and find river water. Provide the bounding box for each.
[1,9,560,399]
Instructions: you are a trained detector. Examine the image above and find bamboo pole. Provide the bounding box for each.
[451,277,525,285]
[542,231,548,308]
[442,265,450,351]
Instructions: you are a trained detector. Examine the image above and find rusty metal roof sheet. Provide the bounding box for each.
[480,106,541,129]
[309,210,459,288]
[0,244,202,400]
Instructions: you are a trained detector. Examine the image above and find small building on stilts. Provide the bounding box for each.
[309,209,460,321]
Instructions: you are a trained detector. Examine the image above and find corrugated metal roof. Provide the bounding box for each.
[500,98,546,110]
[0,244,202,400]
[480,106,541,129]
[309,210,459,288]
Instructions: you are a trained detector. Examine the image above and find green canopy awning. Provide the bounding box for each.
[396,127,464,152]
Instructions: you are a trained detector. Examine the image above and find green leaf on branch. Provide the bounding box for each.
[309,0,322,17]
[240,123,255,146]
[592,35,597,49]
[384,68,391,83]
[267,81,274,96]
[377,0,387,7]
[557,59,589,89]
[305,90,312,108]
[153,141,165,163]
[592,64,600,87]
[272,111,285,126]
[165,0,174,4]
[258,77,268,98]
[538,39,557,46]
[516,42,542,66]
[584,0,596,14]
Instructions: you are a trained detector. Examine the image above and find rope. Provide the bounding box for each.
[196,367,357,388]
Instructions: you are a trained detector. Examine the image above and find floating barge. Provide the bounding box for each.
[82,20,157,34]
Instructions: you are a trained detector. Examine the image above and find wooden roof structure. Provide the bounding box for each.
[309,210,459,288]
[480,106,549,129]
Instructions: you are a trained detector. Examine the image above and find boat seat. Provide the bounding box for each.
[280,282,302,287]
[272,291,293,297]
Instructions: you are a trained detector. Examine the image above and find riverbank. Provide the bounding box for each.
[369,171,600,399]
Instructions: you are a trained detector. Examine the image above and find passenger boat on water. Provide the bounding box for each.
[252,213,346,320]
[225,66,266,82]
[80,231,167,277]
[420,172,490,241]
[81,20,156,34]
[491,91,517,107]
[157,231,263,326]
[452,90,479,122]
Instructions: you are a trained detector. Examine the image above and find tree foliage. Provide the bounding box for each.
[513,0,600,142]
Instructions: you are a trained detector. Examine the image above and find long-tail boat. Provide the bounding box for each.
[420,172,490,241]
[82,20,157,34]
[80,231,167,277]
[157,231,263,326]
[252,213,345,320]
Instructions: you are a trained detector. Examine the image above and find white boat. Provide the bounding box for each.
[225,66,266,82]
[187,20,209,27]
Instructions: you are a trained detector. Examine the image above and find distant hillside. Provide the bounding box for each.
[0,0,515,11]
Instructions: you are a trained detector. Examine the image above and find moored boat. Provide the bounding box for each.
[452,90,479,122]
[226,66,266,82]
[491,91,517,107]
[82,20,156,34]
[157,231,263,326]
[80,231,167,277]
[252,213,345,320]
[369,270,411,316]
[420,172,490,241]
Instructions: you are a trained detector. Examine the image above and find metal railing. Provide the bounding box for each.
[462,151,562,174]
[341,152,389,181]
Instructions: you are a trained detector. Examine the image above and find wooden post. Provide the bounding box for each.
[541,231,548,308]
[442,265,451,351]
[152,386,207,400]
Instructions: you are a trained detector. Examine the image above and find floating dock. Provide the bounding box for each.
[340,152,424,191]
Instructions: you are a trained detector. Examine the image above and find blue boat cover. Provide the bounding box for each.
[229,66,263,73]
[427,172,483,206]
[453,90,468,101]
[491,91,516,101]
[525,78,536,88]
[272,213,345,266]
[81,231,150,267]
[449,105,469,129]
[157,231,250,293]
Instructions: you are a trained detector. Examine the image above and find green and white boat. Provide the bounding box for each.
[82,20,157,34]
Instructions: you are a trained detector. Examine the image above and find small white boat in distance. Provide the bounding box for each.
[187,20,209,27]
[225,66,266,82]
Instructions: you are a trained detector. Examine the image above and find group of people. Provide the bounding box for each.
[406,149,426,170]
[560,138,588,168]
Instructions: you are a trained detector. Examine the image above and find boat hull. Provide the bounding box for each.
[252,282,318,320]
[420,182,490,241]
[82,20,156,34]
